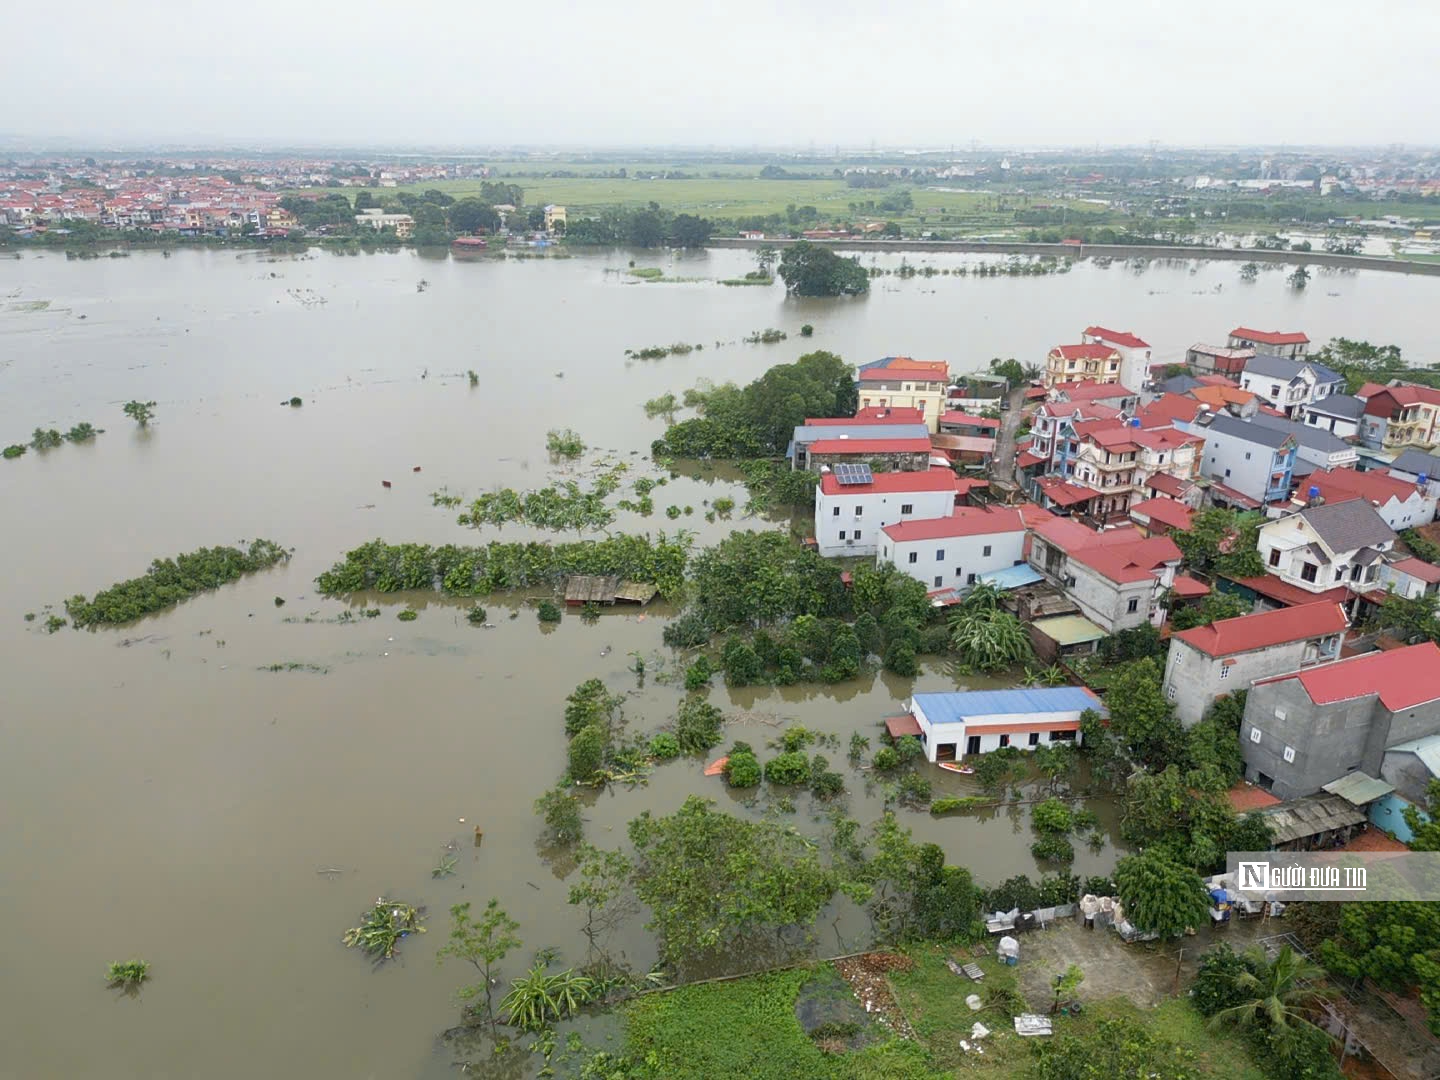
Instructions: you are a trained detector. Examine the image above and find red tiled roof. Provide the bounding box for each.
[940,411,1000,429]
[1390,556,1440,584]
[1232,575,1352,608]
[807,406,927,425]
[1195,373,1242,386]
[954,477,989,495]
[1227,783,1283,812]
[1083,427,1141,451]
[1256,641,1440,711]
[1069,536,1182,584]
[1131,427,1202,451]
[1072,418,1126,440]
[1174,601,1348,657]
[1084,326,1150,349]
[1036,476,1103,507]
[1208,482,1262,510]
[819,466,959,496]
[1146,473,1192,498]
[1355,382,1388,400]
[1031,516,1117,551]
[1019,504,1057,529]
[1025,386,1048,400]
[885,714,923,738]
[1305,467,1423,509]
[809,438,933,455]
[1130,497,1194,532]
[1017,451,1046,469]
[1171,574,1211,598]
[1190,385,1257,409]
[1138,394,1206,429]
[859,367,947,383]
[883,506,1025,543]
[1364,385,1440,411]
[1053,380,1131,401]
[1338,829,1409,853]
[1230,327,1310,346]
[1051,343,1120,360]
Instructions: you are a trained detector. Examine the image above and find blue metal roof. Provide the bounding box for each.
[979,564,1044,589]
[912,688,1107,724]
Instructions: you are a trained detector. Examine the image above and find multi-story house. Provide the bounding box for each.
[1044,344,1121,389]
[1027,518,1181,633]
[1301,394,1366,439]
[1071,426,1142,524]
[1186,343,1254,379]
[812,466,958,558]
[1238,355,1344,418]
[1256,499,1397,602]
[1241,642,1440,799]
[1302,467,1437,532]
[1021,401,1122,480]
[855,357,950,432]
[1228,327,1310,359]
[1248,413,1358,474]
[1359,384,1440,451]
[878,507,1027,595]
[1181,413,1298,507]
[1050,380,1139,413]
[1161,601,1349,726]
[1081,326,1151,393]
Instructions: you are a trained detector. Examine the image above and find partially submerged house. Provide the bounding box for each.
[895,687,1106,762]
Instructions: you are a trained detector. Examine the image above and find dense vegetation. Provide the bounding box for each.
[776,241,870,296]
[315,534,692,600]
[64,539,290,627]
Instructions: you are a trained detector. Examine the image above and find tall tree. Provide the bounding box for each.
[567,844,634,968]
[1206,945,1336,1038]
[448,197,500,234]
[1172,508,1266,579]
[1104,658,1185,769]
[776,240,869,297]
[436,899,522,1030]
[669,213,712,248]
[1113,850,1211,939]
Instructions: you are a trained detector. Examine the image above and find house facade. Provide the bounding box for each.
[1360,385,1440,451]
[903,688,1105,762]
[855,358,950,433]
[878,507,1026,594]
[1301,467,1437,532]
[1027,519,1181,633]
[1228,327,1310,359]
[1186,343,1254,378]
[812,466,958,557]
[1045,344,1121,389]
[1238,355,1343,418]
[1081,326,1151,394]
[1182,413,1297,505]
[1256,500,1397,600]
[1242,643,1440,799]
[1301,394,1366,439]
[1161,601,1349,726]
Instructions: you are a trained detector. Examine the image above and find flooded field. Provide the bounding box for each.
[3,246,1439,1080]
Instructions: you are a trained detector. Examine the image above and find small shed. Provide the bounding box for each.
[1321,772,1395,808]
[564,575,620,605]
[1028,614,1107,665]
[613,582,659,606]
[1257,793,1368,851]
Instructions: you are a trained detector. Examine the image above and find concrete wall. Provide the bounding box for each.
[1380,749,1435,807]
[879,530,1025,593]
[1065,560,1155,634]
[1369,792,1425,843]
[813,486,954,558]
[807,449,930,474]
[1241,679,1382,799]
[1163,634,1343,727]
[1191,424,1293,502]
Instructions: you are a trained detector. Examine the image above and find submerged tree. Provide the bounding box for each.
[436,899,522,1030]
[122,400,157,428]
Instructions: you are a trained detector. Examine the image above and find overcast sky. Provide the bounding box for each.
[7,0,1439,149]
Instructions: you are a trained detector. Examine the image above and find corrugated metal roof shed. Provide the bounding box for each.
[1257,794,1366,844]
[564,575,619,604]
[912,688,1107,725]
[980,564,1044,590]
[1030,614,1108,647]
[613,582,659,605]
[1386,734,1440,777]
[1321,772,1396,806]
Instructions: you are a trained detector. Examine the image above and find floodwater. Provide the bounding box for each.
[3,246,1439,1080]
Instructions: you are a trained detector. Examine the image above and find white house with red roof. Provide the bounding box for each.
[878,506,1027,595]
[812,466,959,558]
[1243,642,1440,798]
[1161,601,1349,726]
[1082,326,1152,394]
[1299,467,1437,531]
[1228,327,1310,360]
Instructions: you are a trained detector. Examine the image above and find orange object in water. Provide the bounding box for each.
[703,756,730,777]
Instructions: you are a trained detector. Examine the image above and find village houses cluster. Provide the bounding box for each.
[801,328,1440,851]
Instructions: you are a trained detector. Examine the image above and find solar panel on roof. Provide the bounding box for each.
[835,463,874,485]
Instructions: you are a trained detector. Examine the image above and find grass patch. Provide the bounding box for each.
[628,266,665,279]
[622,967,945,1080]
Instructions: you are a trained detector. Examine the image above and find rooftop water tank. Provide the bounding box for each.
[1308,485,1321,500]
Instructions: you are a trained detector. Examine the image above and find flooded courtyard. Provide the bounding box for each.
[3,245,1439,1079]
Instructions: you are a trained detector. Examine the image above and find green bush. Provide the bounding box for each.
[780,726,815,753]
[893,735,925,764]
[466,604,488,625]
[288,396,303,407]
[930,796,992,815]
[800,323,814,337]
[810,768,845,799]
[683,655,713,690]
[1030,834,1075,863]
[534,784,584,843]
[3,444,26,459]
[397,608,418,621]
[674,696,725,754]
[1032,798,1074,835]
[872,746,901,771]
[649,732,681,760]
[567,724,608,783]
[712,496,735,516]
[897,772,932,805]
[564,678,622,736]
[1191,943,1261,1017]
[918,623,953,655]
[725,750,761,788]
[721,635,763,686]
[537,600,562,623]
[883,640,918,676]
[663,610,711,649]
[764,750,811,785]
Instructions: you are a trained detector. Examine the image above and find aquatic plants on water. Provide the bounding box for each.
[500,962,599,1031]
[545,428,586,459]
[106,960,150,989]
[343,898,426,961]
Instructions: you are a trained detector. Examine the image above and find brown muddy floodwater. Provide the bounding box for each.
[3,246,1439,1080]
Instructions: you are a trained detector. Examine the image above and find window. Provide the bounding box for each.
[1283,746,1295,763]
[1268,548,1281,567]
[1250,726,1263,744]
[1050,729,1076,742]
[854,531,861,541]
[1300,562,1318,582]
[839,530,847,541]
[907,552,917,564]
[854,506,863,517]
[1127,597,1140,614]
[832,506,840,517]
[1028,732,1041,747]
[1220,665,1231,680]
[983,545,992,557]
[936,549,945,561]
[1245,451,1252,460]
[900,503,913,514]
[999,734,1011,748]
[967,573,977,585]
[934,575,943,587]
[1225,468,1232,478]
[1271,384,1281,396]
[1166,685,1176,700]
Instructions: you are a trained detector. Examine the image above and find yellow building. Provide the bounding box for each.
[1044,344,1122,388]
[856,358,950,433]
[543,204,567,232]
[354,208,414,239]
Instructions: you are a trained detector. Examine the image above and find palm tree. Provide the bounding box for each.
[1208,945,1337,1037]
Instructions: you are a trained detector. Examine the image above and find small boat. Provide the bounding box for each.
[939,762,975,775]
[703,756,729,777]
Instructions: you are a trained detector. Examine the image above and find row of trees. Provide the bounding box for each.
[563,204,713,248]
